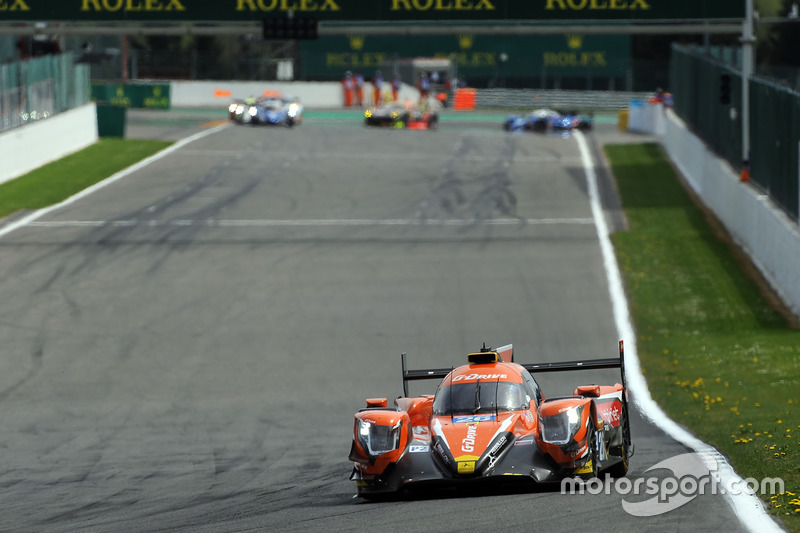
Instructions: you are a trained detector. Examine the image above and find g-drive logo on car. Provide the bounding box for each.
[452,373,507,382]
[562,452,784,517]
[461,424,478,453]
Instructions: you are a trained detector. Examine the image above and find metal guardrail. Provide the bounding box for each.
[475,89,656,110]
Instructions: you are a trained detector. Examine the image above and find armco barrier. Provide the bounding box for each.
[0,103,98,185]
[663,109,800,318]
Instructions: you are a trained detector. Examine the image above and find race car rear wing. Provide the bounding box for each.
[401,341,628,398]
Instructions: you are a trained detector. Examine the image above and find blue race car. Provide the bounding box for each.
[236,96,303,127]
[503,108,592,133]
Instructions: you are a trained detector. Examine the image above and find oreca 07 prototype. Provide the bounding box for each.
[349,342,632,498]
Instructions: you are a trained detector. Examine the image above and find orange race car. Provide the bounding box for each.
[349,342,633,498]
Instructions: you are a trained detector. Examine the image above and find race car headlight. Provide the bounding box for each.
[541,406,583,446]
[357,419,403,456]
[228,103,237,113]
[248,106,257,117]
[288,103,298,117]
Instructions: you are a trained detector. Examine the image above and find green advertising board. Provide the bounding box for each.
[0,0,744,22]
[301,33,630,79]
[91,83,171,108]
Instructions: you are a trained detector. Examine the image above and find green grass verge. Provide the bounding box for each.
[0,138,172,219]
[606,143,800,529]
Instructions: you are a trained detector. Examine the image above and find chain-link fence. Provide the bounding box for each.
[670,44,743,173]
[671,44,800,223]
[750,77,800,221]
[0,53,91,133]
[475,88,653,110]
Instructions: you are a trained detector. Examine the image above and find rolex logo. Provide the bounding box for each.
[349,35,365,50]
[566,34,583,49]
[458,34,474,49]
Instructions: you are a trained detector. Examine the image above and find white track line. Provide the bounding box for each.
[25,218,594,228]
[575,130,779,532]
[0,125,228,240]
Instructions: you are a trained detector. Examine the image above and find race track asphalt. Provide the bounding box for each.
[0,110,752,532]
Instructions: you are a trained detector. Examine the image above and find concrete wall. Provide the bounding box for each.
[663,110,800,318]
[0,103,98,185]
[170,80,419,108]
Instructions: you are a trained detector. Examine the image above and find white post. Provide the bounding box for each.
[741,0,755,164]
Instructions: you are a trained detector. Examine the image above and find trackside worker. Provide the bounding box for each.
[417,71,430,103]
[372,70,384,107]
[391,74,401,103]
[355,72,365,107]
[342,71,355,107]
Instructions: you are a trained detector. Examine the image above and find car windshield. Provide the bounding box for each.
[432,381,528,416]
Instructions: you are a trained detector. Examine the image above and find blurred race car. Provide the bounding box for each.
[503,108,592,133]
[364,103,438,130]
[349,341,632,498]
[230,95,303,127]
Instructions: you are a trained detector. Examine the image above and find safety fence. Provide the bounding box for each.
[749,78,800,221]
[0,53,91,133]
[671,44,800,222]
[475,88,654,111]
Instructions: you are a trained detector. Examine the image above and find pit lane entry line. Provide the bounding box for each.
[575,130,780,533]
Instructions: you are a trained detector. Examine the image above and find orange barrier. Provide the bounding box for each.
[214,89,232,98]
[452,88,476,110]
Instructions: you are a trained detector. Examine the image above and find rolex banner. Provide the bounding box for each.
[300,34,630,80]
[0,0,743,22]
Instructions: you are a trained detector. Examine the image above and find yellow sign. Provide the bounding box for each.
[458,461,476,474]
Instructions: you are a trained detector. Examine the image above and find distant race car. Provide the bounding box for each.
[230,95,303,127]
[349,342,632,498]
[503,108,592,133]
[364,103,438,130]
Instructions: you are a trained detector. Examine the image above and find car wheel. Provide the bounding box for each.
[607,405,631,478]
[606,440,629,478]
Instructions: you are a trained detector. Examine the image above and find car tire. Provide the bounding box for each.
[606,440,629,478]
